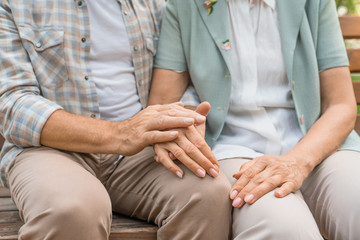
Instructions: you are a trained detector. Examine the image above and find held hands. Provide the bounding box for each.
[230,154,311,208]
[114,102,207,156]
[153,102,220,178]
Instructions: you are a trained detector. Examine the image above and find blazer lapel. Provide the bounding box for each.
[277,0,307,82]
[194,0,232,73]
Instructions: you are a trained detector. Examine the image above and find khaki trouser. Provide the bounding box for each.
[8,146,232,240]
[220,150,360,240]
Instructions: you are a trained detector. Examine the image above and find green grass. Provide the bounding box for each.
[352,73,360,81]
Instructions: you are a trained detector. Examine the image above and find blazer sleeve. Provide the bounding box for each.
[316,0,349,71]
[154,0,188,71]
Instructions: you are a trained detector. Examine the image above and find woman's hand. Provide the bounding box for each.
[229,154,311,208]
[153,102,220,178]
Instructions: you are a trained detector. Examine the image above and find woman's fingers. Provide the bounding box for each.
[154,143,184,178]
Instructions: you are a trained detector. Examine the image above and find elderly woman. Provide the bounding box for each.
[148,0,360,239]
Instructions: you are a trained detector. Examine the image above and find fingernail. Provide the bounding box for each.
[244,194,254,203]
[213,164,219,171]
[196,169,206,178]
[168,152,174,159]
[232,197,242,207]
[176,171,183,179]
[230,190,238,200]
[169,131,178,137]
[209,168,218,177]
[184,118,194,124]
[154,156,159,162]
[196,115,206,122]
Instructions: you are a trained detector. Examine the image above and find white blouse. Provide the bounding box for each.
[212,0,304,160]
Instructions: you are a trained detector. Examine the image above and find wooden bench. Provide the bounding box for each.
[0,186,157,240]
[339,15,360,134]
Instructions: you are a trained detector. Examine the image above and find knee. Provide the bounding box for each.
[48,192,112,237]
[171,173,232,218]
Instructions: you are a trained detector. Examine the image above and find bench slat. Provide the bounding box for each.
[352,81,360,104]
[348,49,360,73]
[356,115,360,135]
[339,15,360,39]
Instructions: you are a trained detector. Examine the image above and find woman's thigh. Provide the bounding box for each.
[301,150,360,240]
[220,158,322,240]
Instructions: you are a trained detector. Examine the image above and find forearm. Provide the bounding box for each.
[148,68,190,105]
[40,110,118,154]
[285,67,356,173]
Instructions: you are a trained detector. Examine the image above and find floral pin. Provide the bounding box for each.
[204,0,217,15]
[221,39,231,50]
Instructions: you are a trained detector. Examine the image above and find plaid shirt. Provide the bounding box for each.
[0,0,165,186]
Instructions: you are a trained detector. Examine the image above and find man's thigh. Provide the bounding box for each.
[8,146,111,221]
[220,158,322,240]
[8,147,112,239]
[106,146,232,227]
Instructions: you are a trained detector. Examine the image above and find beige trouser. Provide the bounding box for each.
[8,146,232,240]
[220,150,360,240]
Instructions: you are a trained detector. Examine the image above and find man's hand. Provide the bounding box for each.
[229,154,310,208]
[114,102,207,156]
[153,102,220,178]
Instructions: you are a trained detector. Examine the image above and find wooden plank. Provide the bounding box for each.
[111,215,157,240]
[0,188,10,198]
[348,49,360,73]
[355,115,360,135]
[0,199,17,212]
[353,81,360,105]
[339,15,360,39]
[0,211,157,240]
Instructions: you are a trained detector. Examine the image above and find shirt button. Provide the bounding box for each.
[292,81,295,90]
[90,114,96,118]
[123,10,128,15]
[84,75,89,81]
[224,74,230,79]
[299,115,304,125]
[81,37,86,43]
[35,42,42,48]
[133,46,139,51]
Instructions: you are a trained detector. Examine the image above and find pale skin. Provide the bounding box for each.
[40,102,209,157]
[148,66,357,207]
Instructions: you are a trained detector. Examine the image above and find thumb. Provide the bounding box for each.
[195,102,211,116]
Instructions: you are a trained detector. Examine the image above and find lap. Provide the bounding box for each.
[106,147,231,223]
[219,158,322,240]
[301,150,360,239]
[8,147,112,221]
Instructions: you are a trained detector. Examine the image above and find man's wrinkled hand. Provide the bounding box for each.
[114,102,206,156]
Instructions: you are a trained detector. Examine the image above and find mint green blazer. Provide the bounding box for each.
[154,0,360,151]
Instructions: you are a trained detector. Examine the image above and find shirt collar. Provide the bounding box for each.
[248,0,276,10]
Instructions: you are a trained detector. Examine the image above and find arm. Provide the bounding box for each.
[40,103,205,156]
[230,66,356,207]
[148,68,190,105]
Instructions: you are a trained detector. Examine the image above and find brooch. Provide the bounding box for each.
[204,0,217,15]
[221,39,231,50]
